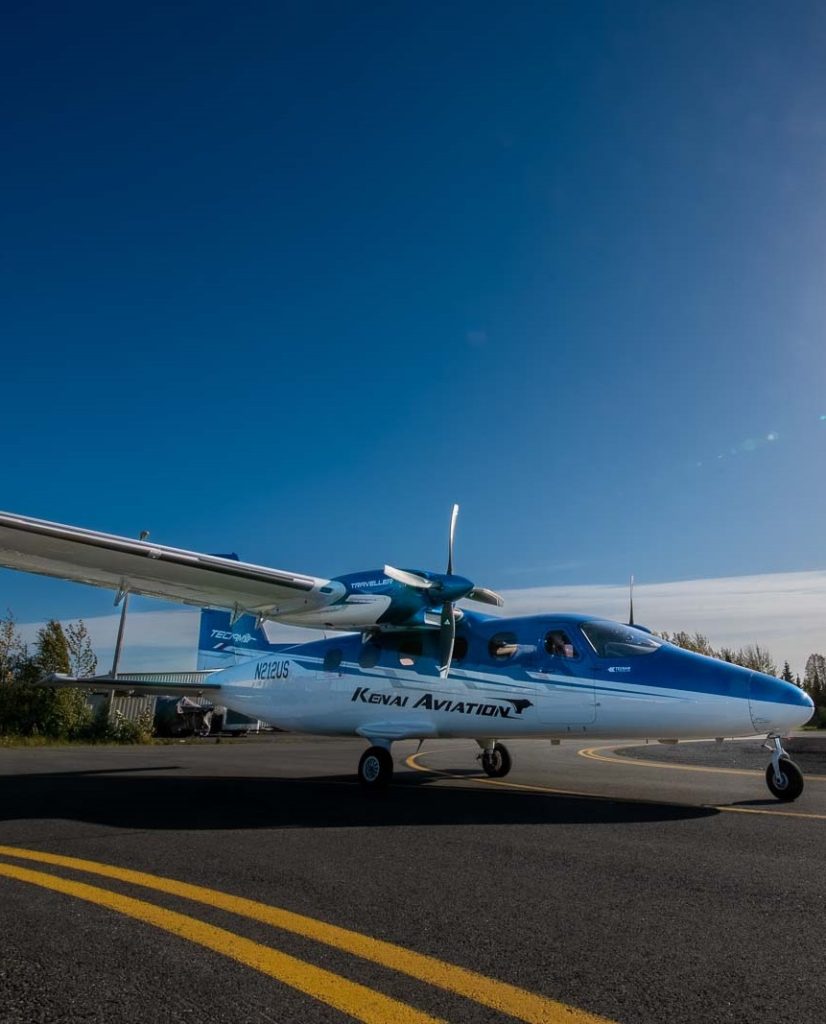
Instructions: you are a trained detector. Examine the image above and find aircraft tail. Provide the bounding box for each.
[197,553,298,670]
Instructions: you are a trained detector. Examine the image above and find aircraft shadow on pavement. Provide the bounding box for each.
[0,766,717,829]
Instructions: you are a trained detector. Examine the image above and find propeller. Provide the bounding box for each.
[438,601,456,678]
[385,504,503,679]
[384,565,432,589]
[447,502,459,575]
[466,586,503,607]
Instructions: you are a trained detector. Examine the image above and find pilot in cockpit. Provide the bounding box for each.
[546,630,576,659]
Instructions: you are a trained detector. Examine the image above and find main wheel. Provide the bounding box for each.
[481,743,512,778]
[765,757,804,802]
[358,746,393,789]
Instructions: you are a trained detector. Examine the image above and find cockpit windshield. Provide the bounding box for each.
[580,621,664,658]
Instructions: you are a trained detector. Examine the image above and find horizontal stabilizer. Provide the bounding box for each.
[40,671,221,697]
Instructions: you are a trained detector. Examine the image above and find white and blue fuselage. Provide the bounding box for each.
[202,612,813,744]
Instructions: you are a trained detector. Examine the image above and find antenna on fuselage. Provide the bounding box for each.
[628,574,635,627]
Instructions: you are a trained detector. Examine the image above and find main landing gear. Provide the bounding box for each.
[356,739,514,789]
[358,745,394,789]
[477,740,512,778]
[764,735,804,802]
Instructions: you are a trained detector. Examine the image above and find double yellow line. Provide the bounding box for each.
[0,844,614,1024]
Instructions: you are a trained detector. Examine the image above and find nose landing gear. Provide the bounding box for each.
[764,735,804,802]
[358,745,393,789]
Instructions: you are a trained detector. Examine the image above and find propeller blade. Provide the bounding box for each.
[447,503,459,576]
[384,565,433,589]
[466,586,504,608]
[628,574,635,626]
[438,600,456,679]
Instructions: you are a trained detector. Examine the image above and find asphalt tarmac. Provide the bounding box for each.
[1,734,824,1024]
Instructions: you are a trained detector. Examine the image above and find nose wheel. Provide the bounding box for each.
[764,736,804,802]
[358,745,393,789]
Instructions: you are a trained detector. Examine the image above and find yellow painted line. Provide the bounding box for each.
[579,745,761,777]
[578,744,826,781]
[0,861,443,1024]
[405,753,826,822]
[713,805,826,821]
[406,752,618,802]
[0,845,614,1024]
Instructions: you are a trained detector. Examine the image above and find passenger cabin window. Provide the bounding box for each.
[488,632,518,659]
[544,630,578,659]
[323,648,343,672]
[398,637,422,667]
[580,622,663,658]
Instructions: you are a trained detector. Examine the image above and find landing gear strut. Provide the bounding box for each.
[479,741,512,778]
[764,735,804,802]
[358,745,393,789]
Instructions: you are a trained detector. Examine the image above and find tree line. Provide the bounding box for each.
[0,612,151,742]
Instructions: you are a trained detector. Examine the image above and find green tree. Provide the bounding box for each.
[781,661,795,683]
[34,620,71,675]
[803,654,826,713]
[0,612,148,742]
[659,630,786,679]
[65,620,98,677]
[660,631,716,656]
[0,611,27,685]
[0,620,92,738]
[735,644,777,677]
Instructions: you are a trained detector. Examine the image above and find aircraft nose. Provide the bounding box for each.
[748,672,814,734]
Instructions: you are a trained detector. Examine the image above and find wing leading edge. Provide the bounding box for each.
[0,511,341,617]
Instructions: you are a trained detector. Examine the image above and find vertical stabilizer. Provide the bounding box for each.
[197,553,298,670]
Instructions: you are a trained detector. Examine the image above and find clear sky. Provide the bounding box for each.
[2,2,825,652]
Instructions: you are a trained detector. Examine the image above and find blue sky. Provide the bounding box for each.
[2,2,825,650]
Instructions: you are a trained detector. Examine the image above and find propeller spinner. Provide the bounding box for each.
[385,504,503,678]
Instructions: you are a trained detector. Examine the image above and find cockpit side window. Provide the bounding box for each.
[580,621,664,658]
[544,630,579,659]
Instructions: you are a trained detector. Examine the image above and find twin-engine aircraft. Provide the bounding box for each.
[0,507,814,801]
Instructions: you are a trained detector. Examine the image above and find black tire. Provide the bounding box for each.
[358,746,393,789]
[766,757,804,802]
[481,743,512,778]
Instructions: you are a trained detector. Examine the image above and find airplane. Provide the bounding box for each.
[0,507,815,801]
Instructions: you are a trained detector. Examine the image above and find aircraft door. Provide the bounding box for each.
[533,623,596,725]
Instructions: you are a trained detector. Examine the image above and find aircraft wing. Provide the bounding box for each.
[0,511,339,617]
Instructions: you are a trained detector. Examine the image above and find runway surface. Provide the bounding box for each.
[1,734,824,1024]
